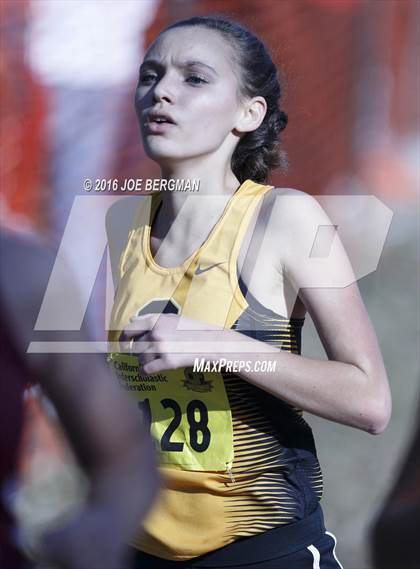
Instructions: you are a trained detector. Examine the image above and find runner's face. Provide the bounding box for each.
[135,27,244,165]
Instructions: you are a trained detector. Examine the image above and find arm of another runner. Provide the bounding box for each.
[0,230,159,569]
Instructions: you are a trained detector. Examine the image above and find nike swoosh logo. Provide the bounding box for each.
[195,262,226,275]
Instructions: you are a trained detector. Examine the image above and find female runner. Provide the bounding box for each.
[108,15,391,569]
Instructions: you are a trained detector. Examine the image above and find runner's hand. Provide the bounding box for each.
[121,313,237,374]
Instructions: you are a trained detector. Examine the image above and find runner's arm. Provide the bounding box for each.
[224,190,391,434]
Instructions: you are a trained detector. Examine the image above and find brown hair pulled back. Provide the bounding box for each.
[164,16,288,183]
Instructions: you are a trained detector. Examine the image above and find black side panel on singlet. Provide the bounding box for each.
[219,276,323,537]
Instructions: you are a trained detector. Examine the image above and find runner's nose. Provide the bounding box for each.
[153,74,175,105]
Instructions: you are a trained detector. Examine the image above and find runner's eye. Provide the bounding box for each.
[139,72,158,85]
[186,74,208,86]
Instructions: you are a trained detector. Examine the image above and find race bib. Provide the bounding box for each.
[108,353,234,471]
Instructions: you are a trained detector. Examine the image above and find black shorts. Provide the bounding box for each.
[130,505,344,568]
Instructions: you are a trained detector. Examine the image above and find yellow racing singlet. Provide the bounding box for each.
[108,179,323,560]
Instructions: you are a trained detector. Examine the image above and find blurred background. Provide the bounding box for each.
[1,1,418,567]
